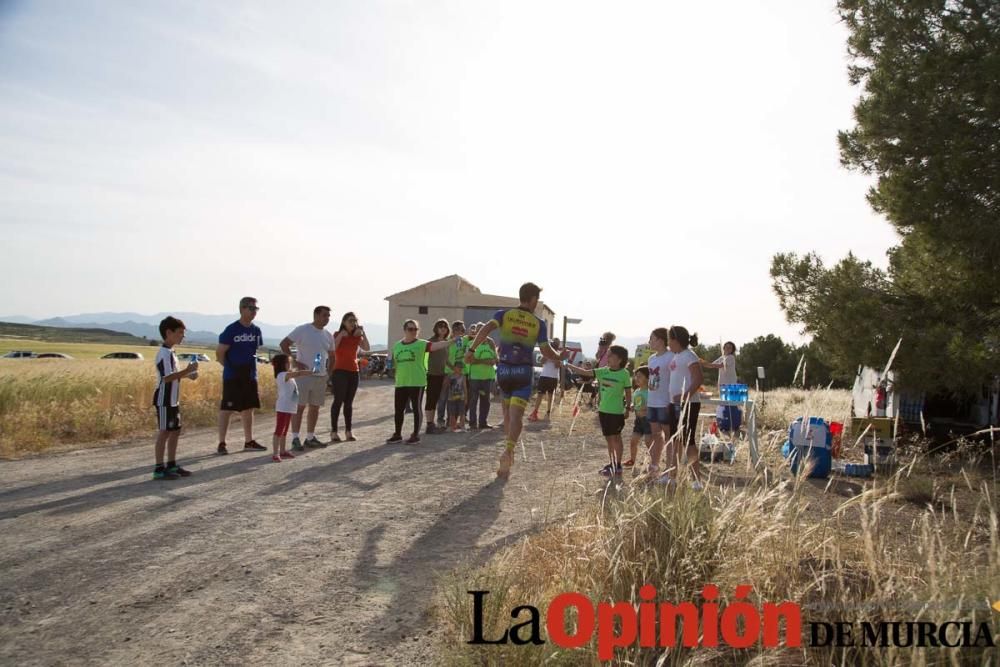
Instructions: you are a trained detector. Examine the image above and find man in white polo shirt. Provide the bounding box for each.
[280,305,333,450]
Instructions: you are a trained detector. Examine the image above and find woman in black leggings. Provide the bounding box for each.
[388,320,454,444]
[330,312,369,442]
[423,319,451,435]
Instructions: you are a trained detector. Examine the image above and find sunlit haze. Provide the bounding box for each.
[0,1,899,346]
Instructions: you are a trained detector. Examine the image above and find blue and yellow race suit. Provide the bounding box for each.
[490,307,548,407]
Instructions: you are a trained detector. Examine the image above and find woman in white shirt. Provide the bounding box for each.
[645,327,674,476]
[702,341,741,436]
[665,325,704,487]
[529,338,562,421]
[701,341,737,388]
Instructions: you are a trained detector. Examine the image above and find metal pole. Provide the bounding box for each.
[561,315,567,399]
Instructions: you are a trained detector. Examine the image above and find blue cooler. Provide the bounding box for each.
[716,405,742,432]
[784,417,832,478]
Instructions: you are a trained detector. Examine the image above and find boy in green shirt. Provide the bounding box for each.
[567,345,632,478]
[625,366,652,468]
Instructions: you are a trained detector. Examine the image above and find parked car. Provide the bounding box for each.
[177,353,211,363]
[36,353,74,359]
[255,355,271,364]
[101,352,144,360]
[364,353,389,378]
[2,350,36,359]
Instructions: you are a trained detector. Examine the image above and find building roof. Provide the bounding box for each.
[383,274,479,301]
[385,275,554,317]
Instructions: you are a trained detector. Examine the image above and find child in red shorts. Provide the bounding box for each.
[270,354,313,462]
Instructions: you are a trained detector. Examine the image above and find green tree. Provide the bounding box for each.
[737,335,798,387]
[694,342,722,386]
[771,0,1000,392]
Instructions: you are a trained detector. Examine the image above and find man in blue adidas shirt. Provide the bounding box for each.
[216,296,266,455]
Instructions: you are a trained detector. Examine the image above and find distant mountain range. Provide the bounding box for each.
[1,312,638,357]
[0,312,389,348]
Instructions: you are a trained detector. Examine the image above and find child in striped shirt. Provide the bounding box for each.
[151,316,199,480]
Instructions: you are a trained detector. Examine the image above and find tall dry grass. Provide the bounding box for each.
[434,388,1000,664]
[754,387,853,432]
[0,359,276,457]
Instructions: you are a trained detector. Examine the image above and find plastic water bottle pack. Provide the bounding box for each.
[721,384,749,402]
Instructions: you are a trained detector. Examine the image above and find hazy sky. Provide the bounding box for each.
[0,0,898,344]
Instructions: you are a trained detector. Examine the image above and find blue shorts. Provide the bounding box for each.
[496,363,533,406]
[632,416,652,436]
[647,406,673,424]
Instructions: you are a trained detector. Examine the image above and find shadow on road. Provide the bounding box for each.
[352,478,513,642]
[0,450,227,506]
[258,436,472,497]
[0,454,273,521]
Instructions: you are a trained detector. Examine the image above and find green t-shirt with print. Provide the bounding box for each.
[470,344,498,381]
[393,339,429,387]
[594,367,631,415]
[633,387,648,415]
[447,337,467,373]
[463,335,474,376]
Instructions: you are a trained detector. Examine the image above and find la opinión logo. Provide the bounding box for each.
[468,585,801,660]
[466,587,999,660]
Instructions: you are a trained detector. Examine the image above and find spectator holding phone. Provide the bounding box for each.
[330,312,370,442]
[595,331,617,369]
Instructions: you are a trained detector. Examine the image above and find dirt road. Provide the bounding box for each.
[0,381,609,666]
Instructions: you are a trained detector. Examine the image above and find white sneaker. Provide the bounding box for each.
[691,480,704,491]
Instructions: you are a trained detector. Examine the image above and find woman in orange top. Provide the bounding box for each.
[330,311,370,442]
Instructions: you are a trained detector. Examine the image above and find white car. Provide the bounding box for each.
[101,352,145,360]
[2,350,36,358]
[177,353,212,363]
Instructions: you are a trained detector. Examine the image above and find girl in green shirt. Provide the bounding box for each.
[567,345,632,478]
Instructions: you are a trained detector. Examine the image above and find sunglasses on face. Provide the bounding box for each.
[405,327,418,332]
[244,306,259,312]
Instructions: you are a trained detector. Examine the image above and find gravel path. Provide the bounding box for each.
[0,380,609,666]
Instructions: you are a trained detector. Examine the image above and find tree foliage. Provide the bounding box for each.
[695,335,842,389]
[771,0,1000,392]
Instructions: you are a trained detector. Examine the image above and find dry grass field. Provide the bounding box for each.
[0,358,276,457]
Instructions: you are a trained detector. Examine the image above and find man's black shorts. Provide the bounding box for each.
[598,412,626,436]
[221,379,260,412]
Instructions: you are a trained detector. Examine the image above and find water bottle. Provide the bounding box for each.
[844,463,873,477]
[313,353,322,374]
[188,355,199,380]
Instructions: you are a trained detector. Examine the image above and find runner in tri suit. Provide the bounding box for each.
[466,282,566,478]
